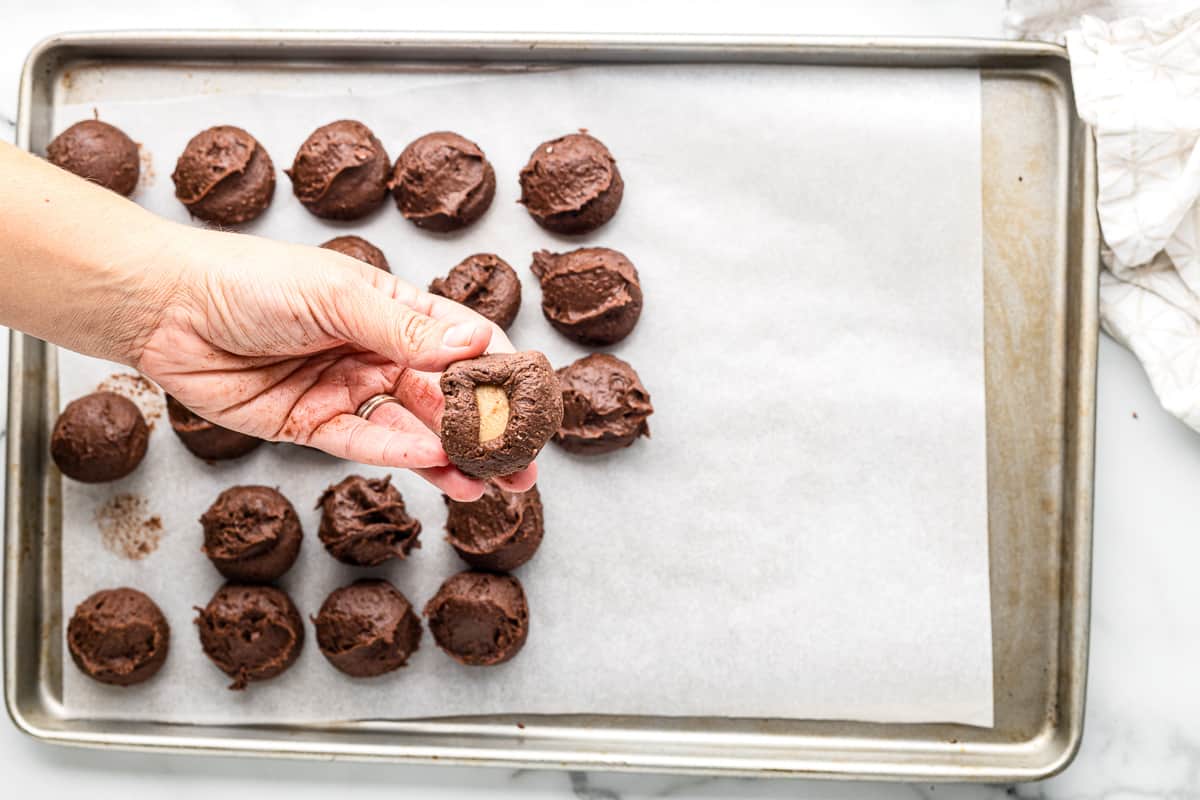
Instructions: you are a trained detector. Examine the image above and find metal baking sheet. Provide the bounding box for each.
[4,31,1097,781]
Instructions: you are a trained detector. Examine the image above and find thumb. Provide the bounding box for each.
[333,282,492,371]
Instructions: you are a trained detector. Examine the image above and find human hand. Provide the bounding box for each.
[134,225,536,501]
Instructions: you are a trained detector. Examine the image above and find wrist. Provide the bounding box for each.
[98,214,194,368]
[0,143,191,367]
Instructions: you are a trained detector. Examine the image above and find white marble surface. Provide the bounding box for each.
[2,1,1198,797]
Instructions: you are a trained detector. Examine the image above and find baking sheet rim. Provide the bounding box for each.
[4,30,1097,782]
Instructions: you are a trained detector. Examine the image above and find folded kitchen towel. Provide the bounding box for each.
[1007,2,1200,429]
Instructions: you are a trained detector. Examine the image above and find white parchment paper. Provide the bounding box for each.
[56,63,991,726]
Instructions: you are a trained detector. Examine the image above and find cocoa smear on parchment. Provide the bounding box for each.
[96,373,165,431]
[137,145,155,190]
[95,493,163,560]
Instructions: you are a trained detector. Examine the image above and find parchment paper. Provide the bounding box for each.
[56,63,992,726]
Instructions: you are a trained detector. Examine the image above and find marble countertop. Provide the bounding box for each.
[2,2,1197,797]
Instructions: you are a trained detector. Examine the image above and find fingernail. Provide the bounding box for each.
[442,323,478,348]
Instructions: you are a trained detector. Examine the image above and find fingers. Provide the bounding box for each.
[329,281,493,373]
[304,412,449,469]
[372,389,540,496]
[413,466,487,502]
[412,463,535,500]
[413,296,517,355]
[319,265,538,494]
[391,369,445,431]
[484,323,516,355]
[359,265,518,356]
[365,399,488,501]
[494,462,539,493]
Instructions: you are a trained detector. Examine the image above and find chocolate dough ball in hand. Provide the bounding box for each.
[440,352,563,479]
[320,235,390,272]
[50,391,149,483]
[518,131,623,234]
[555,353,653,454]
[424,571,529,666]
[530,247,643,345]
[166,394,263,460]
[444,483,544,572]
[47,120,139,196]
[200,486,303,583]
[67,588,169,686]
[389,131,495,232]
[317,474,422,566]
[195,584,304,690]
[429,253,521,330]
[172,125,275,225]
[312,579,422,678]
[286,120,390,220]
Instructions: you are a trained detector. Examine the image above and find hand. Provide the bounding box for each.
[134,226,536,501]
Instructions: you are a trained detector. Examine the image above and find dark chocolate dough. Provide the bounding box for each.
[444,483,543,572]
[440,352,563,479]
[67,588,169,686]
[424,571,528,666]
[172,125,275,225]
[166,394,263,461]
[195,584,304,690]
[317,475,422,566]
[200,486,302,583]
[389,132,495,232]
[429,253,521,330]
[286,120,390,220]
[555,353,653,454]
[46,120,139,196]
[312,579,422,677]
[320,235,390,272]
[530,247,643,345]
[50,391,149,483]
[518,131,623,234]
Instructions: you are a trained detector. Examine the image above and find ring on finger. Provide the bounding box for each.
[355,393,403,420]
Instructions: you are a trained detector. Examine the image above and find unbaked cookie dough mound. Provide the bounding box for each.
[440,352,562,479]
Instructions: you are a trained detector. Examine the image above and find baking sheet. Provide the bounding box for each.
[56,63,991,726]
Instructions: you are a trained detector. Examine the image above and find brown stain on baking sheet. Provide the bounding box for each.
[96,372,164,430]
[95,493,163,560]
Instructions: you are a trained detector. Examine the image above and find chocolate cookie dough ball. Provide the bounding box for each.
[555,354,653,454]
[444,483,543,572]
[67,588,169,686]
[389,132,495,232]
[46,120,139,196]
[320,235,390,272]
[530,247,643,345]
[200,486,302,583]
[312,579,422,678]
[429,253,521,330]
[50,392,149,483]
[424,571,529,666]
[195,584,304,690]
[172,125,275,225]
[440,352,563,479]
[518,131,623,234]
[166,395,262,461]
[286,120,390,220]
[317,475,422,566]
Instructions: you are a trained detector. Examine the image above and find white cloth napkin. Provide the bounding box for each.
[1007,2,1200,429]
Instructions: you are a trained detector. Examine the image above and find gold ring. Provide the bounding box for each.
[355,393,402,420]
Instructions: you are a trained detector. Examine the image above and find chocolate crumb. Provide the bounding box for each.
[95,493,163,560]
